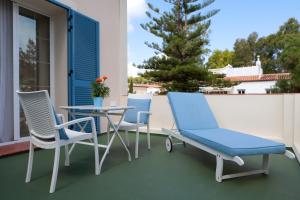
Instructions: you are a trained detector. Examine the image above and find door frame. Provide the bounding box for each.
[12,2,55,141]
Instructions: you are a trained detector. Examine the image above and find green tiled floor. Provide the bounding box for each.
[0,133,299,200]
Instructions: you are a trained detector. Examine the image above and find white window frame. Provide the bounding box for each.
[12,2,55,141]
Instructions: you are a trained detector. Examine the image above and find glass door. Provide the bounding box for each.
[18,7,50,137]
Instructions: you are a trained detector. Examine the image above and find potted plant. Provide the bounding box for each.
[91,76,110,107]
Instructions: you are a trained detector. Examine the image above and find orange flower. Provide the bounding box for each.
[95,76,108,83]
[96,77,103,83]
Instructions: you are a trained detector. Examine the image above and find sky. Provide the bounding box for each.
[127,0,300,77]
[19,15,36,50]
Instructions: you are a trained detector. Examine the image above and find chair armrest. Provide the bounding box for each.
[54,117,95,131]
[137,111,152,124]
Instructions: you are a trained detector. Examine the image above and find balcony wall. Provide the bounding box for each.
[294,94,300,160]
[121,94,300,160]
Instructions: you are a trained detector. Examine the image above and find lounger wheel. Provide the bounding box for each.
[165,137,173,152]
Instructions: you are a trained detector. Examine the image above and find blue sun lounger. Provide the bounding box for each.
[162,92,295,182]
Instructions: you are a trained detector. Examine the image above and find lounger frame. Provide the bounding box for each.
[162,128,295,182]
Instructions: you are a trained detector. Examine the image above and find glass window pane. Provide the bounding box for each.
[18,7,50,137]
[37,39,50,63]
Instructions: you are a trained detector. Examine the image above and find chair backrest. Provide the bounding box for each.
[167,92,219,131]
[124,94,152,124]
[17,90,58,139]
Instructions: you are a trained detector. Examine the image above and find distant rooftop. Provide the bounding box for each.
[209,56,263,77]
[133,84,162,88]
[209,56,290,82]
[224,73,291,82]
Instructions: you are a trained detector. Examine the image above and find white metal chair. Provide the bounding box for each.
[110,94,152,159]
[17,90,100,193]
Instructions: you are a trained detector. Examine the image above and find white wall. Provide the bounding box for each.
[70,0,127,131]
[52,0,127,131]
[206,95,284,141]
[137,95,300,153]
[232,81,276,94]
[69,0,128,104]
[293,94,300,160]
[53,10,68,117]
[54,0,127,105]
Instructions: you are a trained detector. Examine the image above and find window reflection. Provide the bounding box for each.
[19,7,50,137]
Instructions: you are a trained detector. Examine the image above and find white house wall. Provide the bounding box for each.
[54,0,128,131]
[54,0,128,105]
[14,0,128,116]
[53,10,68,117]
[68,0,128,102]
[232,81,277,94]
[294,94,300,160]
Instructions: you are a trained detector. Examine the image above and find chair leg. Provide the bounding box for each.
[216,154,223,183]
[50,147,60,193]
[147,124,151,150]
[93,134,100,175]
[64,145,70,166]
[125,130,130,147]
[107,121,110,145]
[135,127,140,159]
[25,142,34,183]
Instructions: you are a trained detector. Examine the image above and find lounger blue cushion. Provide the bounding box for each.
[167,92,219,130]
[167,92,286,156]
[124,98,151,124]
[181,128,286,156]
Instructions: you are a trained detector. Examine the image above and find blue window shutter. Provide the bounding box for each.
[47,2,99,102]
[70,11,100,106]
[69,11,100,131]
[46,1,101,132]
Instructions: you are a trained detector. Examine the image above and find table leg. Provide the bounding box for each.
[99,131,117,173]
[105,112,132,162]
[98,111,132,174]
[106,120,110,154]
[107,120,110,145]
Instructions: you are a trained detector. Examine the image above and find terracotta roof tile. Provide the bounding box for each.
[133,84,162,88]
[224,73,291,82]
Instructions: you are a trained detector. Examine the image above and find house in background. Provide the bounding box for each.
[208,56,290,94]
[0,0,127,145]
[133,84,162,95]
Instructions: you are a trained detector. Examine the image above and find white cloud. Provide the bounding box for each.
[128,23,134,32]
[127,0,147,32]
[127,0,147,19]
[128,63,146,77]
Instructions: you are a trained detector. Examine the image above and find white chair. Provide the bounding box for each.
[110,94,152,159]
[17,90,100,193]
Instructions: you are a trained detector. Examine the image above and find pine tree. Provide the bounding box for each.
[139,0,219,92]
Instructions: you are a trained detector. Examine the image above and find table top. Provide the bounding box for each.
[60,105,134,112]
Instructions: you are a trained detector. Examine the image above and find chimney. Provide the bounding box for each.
[256,55,263,77]
[256,55,261,67]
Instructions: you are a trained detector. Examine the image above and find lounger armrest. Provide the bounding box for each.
[55,117,95,131]
[137,111,152,124]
